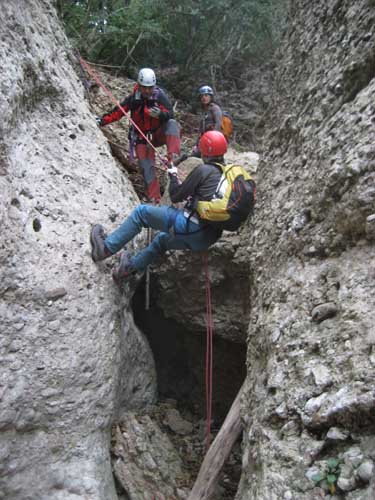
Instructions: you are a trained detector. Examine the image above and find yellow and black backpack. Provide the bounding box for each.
[196,163,256,231]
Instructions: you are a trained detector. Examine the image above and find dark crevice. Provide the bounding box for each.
[342,54,375,104]
[132,280,246,422]
[129,278,246,498]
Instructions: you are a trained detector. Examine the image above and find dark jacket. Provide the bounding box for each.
[101,85,173,134]
[169,162,222,207]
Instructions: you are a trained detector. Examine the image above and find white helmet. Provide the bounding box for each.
[138,68,156,87]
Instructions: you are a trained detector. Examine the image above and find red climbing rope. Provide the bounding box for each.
[203,252,213,450]
[78,56,169,170]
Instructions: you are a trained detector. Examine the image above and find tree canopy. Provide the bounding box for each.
[57,0,287,84]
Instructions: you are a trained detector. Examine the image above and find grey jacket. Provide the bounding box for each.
[199,102,223,135]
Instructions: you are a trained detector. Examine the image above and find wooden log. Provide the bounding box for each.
[188,384,244,500]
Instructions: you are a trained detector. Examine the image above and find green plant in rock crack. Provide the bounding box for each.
[311,458,340,495]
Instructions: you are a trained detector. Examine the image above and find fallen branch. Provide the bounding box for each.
[188,383,244,500]
[116,32,143,76]
[82,60,125,69]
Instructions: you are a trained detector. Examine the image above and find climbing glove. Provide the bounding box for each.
[167,164,178,176]
[148,106,161,119]
[96,116,104,126]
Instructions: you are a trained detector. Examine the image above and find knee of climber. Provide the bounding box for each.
[165,127,181,156]
[138,159,155,180]
[133,204,149,228]
[164,119,180,136]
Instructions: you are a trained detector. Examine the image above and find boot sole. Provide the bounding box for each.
[90,225,102,262]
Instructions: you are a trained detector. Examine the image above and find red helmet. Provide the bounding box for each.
[199,131,227,157]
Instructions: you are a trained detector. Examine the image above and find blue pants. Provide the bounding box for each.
[105,204,221,271]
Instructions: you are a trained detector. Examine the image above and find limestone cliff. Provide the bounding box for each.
[2,1,375,499]
[236,1,375,499]
[0,2,156,499]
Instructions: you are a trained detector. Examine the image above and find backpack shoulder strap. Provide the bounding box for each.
[212,162,226,172]
[213,162,237,175]
[215,163,254,181]
[152,86,161,99]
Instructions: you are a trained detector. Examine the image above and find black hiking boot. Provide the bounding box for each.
[90,224,112,262]
[112,252,136,285]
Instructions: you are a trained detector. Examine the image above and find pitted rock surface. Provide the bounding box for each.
[236,1,375,499]
[113,413,187,499]
[0,2,156,499]
[2,1,375,500]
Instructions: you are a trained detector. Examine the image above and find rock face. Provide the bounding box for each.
[236,1,375,499]
[0,2,156,499]
[156,234,252,344]
[2,1,375,499]
[113,413,187,499]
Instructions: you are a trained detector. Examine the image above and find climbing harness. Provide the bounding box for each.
[79,56,192,313]
[78,55,190,187]
[128,126,138,163]
[79,56,167,309]
[203,252,213,450]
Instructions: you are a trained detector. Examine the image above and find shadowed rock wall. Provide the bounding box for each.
[0,2,156,499]
[237,1,375,499]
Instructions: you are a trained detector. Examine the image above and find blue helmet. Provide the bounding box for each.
[198,85,214,96]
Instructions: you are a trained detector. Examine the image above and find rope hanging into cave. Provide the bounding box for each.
[203,252,213,450]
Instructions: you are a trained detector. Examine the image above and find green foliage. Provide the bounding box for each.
[57,0,166,64]
[311,458,341,495]
[56,0,287,80]
[327,458,340,469]
[311,471,325,483]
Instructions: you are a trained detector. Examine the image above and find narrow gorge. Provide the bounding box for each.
[1,1,374,500]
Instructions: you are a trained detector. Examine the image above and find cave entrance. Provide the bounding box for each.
[132,281,246,424]
[131,279,246,498]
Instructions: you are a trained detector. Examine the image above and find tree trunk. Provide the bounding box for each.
[188,384,244,500]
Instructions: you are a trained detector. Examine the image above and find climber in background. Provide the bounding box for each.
[90,131,255,283]
[191,85,223,157]
[96,67,181,203]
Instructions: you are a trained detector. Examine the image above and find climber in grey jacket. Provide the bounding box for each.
[192,85,223,157]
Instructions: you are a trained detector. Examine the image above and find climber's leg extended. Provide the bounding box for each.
[136,143,160,202]
[152,120,181,164]
[104,204,177,255]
